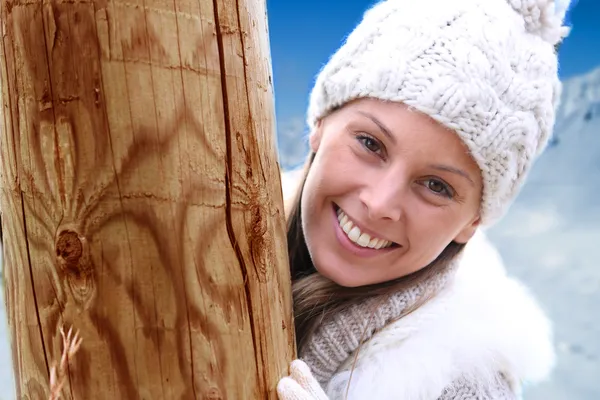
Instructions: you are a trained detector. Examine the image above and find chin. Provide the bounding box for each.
[326,274,364,288]
[314,263,373,288]
[331,276,364,288]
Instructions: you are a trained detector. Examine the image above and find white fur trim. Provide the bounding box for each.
[326,231,555,399]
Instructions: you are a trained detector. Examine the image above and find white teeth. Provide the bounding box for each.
[357,233,371,247]
[340,214,348,226]
[348,226,361,242]
[336,208,393,249]
[342,220,353,234]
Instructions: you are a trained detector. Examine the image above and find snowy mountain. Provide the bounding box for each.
[555,66,600,126]
[487,66,600,400]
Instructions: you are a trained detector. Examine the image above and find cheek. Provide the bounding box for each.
[300,160,335,233]
[404,206,459,252]
[302,162,329,211]
[300,175,319,227]
[307,146,360,194]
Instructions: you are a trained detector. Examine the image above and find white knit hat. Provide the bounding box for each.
[307,0,571,225]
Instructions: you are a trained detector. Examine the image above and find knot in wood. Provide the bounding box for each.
[56,230,88,277]
[56,229,95,307]
[56,230,82,263]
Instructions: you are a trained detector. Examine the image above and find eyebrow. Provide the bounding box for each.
[356,111,397,144]
[430,164,475,186]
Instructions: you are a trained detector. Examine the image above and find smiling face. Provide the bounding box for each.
[301,98,483,287]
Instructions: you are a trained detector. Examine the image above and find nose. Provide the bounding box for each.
[359,174,405,222]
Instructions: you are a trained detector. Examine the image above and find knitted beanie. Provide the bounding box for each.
[307,0,571,225]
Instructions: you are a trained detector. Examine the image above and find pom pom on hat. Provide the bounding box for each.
[507,0,571,43]
[306,0,572,225]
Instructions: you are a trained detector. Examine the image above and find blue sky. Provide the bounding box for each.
[266,0,600,128]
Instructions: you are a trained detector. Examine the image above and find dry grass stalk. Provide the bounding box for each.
[48,326,82,400]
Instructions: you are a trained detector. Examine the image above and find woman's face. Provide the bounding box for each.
[301,98,483,287]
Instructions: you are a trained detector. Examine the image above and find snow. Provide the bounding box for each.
[485,66,600,399]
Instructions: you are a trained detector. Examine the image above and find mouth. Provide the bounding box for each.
[333,204,400,252]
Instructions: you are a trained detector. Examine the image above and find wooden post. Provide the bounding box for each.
[0,0,295,399]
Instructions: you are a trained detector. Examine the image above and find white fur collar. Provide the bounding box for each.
[327,231,555,399]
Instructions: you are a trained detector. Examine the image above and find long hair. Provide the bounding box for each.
[286,152,466,353]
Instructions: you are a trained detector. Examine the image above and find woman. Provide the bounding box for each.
[276,0,572,399]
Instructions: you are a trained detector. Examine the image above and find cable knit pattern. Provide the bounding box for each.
[300,262,456,386]
[437,376,517,400]
[306,0,571,225]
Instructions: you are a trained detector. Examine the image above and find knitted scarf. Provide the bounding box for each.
[299,259,458,386]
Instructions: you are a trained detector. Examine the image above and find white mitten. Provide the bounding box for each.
[277,360,329,400]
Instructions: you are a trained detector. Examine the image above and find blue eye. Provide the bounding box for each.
[357,134,382,154]
[424,178,455,198]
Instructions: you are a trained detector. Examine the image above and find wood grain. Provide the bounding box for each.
[0,0,295,398]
